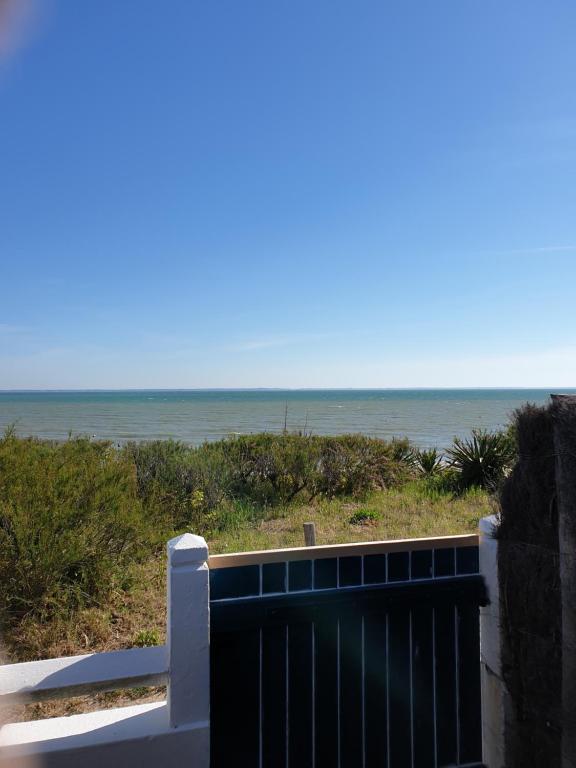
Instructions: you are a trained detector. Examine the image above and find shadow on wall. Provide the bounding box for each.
[1,641,40,768]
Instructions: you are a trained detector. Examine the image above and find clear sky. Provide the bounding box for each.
[1,0,576,389]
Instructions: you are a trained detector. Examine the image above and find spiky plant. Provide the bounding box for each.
[446,429,516,491]
[390,438,416,467]
[415,447,444,476]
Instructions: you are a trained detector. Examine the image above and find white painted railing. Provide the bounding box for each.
[0,646,168,704]
[0,533,210,768]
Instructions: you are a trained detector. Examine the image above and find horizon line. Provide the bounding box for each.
[1,387,576,393]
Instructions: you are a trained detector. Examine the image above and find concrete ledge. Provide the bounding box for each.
[0,646,168,704]
[0,702,209,768]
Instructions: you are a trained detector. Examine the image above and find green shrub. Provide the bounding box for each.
[348,509,380,525]
[125,434,413,526]
[312,435,413,499]
[446,428,516,491]
[124,440,228,533]
[0,433,145,622]
[133,628,160,647]
[206,499,264,533]
[420,468,460,497]
[203,433,319,506]
[390,438,416,465]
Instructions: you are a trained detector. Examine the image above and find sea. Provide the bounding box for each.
[0,389,572,449]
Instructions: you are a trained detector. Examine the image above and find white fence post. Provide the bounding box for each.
[167,533,210,732]
[479,515,506,768]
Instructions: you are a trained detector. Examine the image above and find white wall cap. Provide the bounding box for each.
[167,533,208,565]
[0,702,210,768]
[480,515,499,538]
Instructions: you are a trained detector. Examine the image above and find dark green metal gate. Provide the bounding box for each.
[209,543,486,768]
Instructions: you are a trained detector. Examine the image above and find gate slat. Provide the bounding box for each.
[288,622,314,767]
[434,604,458,766]
[412,605,435,768]
[457,603,482,764]
[388,608,412,768]
[364,611,388,767]
[340,611,364,768]
[314,615,339,767]
[262,624,287,768]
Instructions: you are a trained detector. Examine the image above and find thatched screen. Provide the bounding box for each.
[498,403,561,767]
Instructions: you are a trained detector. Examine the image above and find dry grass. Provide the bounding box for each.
[3,557,167,722]
[209,481,491,553]
[3,481,491,722]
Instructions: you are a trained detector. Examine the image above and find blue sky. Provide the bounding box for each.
[1,0,576,388]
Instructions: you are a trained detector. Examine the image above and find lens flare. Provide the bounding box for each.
[0,0,37,60]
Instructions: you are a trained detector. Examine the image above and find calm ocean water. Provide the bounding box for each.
[0,389,572,449]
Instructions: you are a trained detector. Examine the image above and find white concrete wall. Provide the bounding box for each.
[1,702,208,768]
[479,515,507,768]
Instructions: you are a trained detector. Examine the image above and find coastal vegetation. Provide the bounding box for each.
[0,425,514,717]
[446,427,516,492]
[0,428,514,627]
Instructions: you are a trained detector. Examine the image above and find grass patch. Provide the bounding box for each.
[208,480,491,554]
[349,509,380,525]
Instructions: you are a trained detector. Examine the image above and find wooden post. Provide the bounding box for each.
[552,394,576,768]
[303,522,316,546]
[167,533,210,735]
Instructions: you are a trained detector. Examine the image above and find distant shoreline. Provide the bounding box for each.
[1,387,575,394]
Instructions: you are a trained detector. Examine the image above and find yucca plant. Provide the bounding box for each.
[415,447,444,476]
[446,429,516,491]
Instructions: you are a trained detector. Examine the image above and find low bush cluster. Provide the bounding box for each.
[0,432,144,622]
[126,433,413,527]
